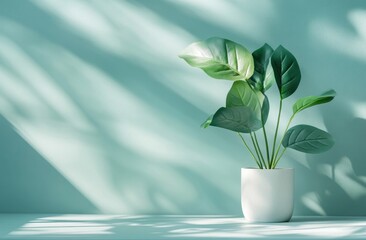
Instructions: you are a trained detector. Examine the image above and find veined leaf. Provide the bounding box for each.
[293,90,336,115]
[271,45,301,99]
[226,80,269,124]
[282,125,334,153]
[179,37,254,80]
[248,43,274,92]
[226,81,263,113]
[210,106,262,133]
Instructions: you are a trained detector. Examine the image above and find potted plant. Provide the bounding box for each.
[179,37,336,222]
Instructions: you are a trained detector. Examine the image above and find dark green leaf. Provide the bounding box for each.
[210,106,262,133]
[271,45,301,99]
[179,37,254,80]
[248,43,274,92]
[293,90,336,115]
[282,125,334,153]
[261,95,270,124]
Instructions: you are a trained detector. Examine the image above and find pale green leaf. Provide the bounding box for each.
[179,37,254,80]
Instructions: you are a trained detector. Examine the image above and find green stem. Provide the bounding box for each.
[237,133,262,168]
[249,132,263,167]
[273,113,296,166]
[251,132,267,169]
[270,99,283,167]
[248,84,270,168]
[273,147,287,168]
[253,132,267,168]
[262,125,271,168]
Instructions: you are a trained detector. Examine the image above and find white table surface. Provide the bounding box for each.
[0,215,365,239]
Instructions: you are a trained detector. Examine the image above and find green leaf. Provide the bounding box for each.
[271,45,301,99]
[210,106,262,133]
[179,37,254,80]
[226,80,269,125]
[282,125,334,153]
[261,95,270,124]
[293,90,336,115]
[248,43,274,92]
[263,63,275,92]
[226,80,262,112]
[201,115,213,128]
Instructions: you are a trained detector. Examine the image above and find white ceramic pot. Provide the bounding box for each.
[241,168,294,223]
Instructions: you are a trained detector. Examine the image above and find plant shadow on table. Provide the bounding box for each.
[7,215,365,239]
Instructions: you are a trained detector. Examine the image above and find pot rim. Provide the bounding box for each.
[241,167,293,171]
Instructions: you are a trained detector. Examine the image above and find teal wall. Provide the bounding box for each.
[0,0,365,215]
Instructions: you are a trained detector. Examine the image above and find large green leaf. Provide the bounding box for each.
[226,80,269,124]
[248,43,274,92]
[282,125,334,153]
[293,90,336,115]
[226,81,262,112]
[179,37,254,80]
[271,45,301,99]
[210,106,262,133]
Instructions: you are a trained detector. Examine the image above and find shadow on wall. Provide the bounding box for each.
[0,0,365,215]
[124,0,366,215]
[0,115,97,213]
[290,103,366,216]
[272,0,366,215]
[0,0,242,214]
[315,104,366,215]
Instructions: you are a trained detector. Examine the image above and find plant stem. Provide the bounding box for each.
[237,132,262,168]
[249,132,263,167]
[251,132,267,169]
[262,125,271,168]
[253,132,267,168]
[248,84,270,168]
[273,113,296,166]
[270,99,283,167]
[273,147,287,168]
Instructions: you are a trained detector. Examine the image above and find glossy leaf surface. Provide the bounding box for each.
[271,45,301,99]
[210,106,262,133]
[282,125,334,153]
[179,37,254,80]
[293,90,336,115]
[248,43,274,92]
[226,80,269,124]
